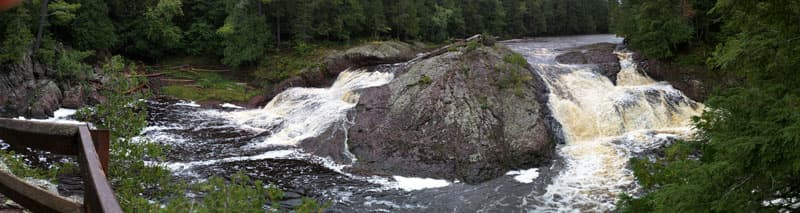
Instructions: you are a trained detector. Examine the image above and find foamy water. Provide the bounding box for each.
[132,35,705,212]
[506,35,703,211]
[221,70,393,148]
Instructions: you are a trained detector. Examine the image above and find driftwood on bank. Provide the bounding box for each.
[409,34,489,63]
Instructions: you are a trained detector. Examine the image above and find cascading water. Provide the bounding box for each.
[223,71,394,148]
[505,35,703,211]
[136,35,704,212]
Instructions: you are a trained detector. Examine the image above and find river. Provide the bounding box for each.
[139,35,702,212]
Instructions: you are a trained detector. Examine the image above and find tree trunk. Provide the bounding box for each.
[276,16,281,50]
[258,1,263,16]
[33,0,49,54]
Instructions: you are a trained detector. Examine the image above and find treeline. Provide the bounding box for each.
[612,0,800,212]
[610,0,718,58]
[1,0,610,68]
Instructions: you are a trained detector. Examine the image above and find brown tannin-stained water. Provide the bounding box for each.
[140,35,702,212]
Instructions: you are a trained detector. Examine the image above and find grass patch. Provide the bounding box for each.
[503,53,528,67]
[254,53,322,84]
[419,75,433,85]
[407,74,433,88]
[496,53,534,97]
[466,40,481,52]
[479,96,489,109]
[160,71,260,102]
[162,84,258,103]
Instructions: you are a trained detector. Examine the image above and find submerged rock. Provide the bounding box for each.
[343,43,555,183]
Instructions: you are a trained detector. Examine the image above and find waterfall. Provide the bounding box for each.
[223,70,394,148]
[506,36,703,211]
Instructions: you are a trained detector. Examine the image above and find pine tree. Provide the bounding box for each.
[524,0,547,35]
[0,6,33,64]
[219,0,272,67]
[70,0,117,51]
[617,0,800,212]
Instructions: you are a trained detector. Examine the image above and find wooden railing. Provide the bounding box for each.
[0,118,122,213]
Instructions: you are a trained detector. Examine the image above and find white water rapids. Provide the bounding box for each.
[133,35,704,212]
[506,35,703,211]
[223,70,394,148]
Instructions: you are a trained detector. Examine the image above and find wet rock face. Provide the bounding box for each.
[0,52,104,118]
[347,45,555,184]
[555,43,622,84]
[631,51,711,101]
[0,52,61,118]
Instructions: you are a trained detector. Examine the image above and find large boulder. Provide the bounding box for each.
[344,44,556,183]
[555,43,622,84]
[27,80,63,118]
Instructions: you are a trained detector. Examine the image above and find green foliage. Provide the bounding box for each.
[478,96,489,109]
[503,52,528,67]
[70,0,117,51]
[295,198,332,213]
[194,172,266,212]
[111,0,184,59]
[418,75,433,85]
[0,149,78,183]
[616,0,800,212]
[162,84,257,103]
[74,56,173,210]
[611,0,716,59]
[54,49,93,80]
[497,53,533,97]
[253,52,323,84]
[218,0,272,67]
[0,6,33,64]
[47,0,81,25]
[614,0,694,58]
[160,71,258,102]
[75,56,316,212]
[466,40,480,52]
[180,0,226,57]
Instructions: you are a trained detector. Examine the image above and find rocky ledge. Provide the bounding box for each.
[631,50,717,102]
[555,43,622,85]
[555,42,723,102]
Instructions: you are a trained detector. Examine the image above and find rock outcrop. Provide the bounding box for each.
[555,43,622,84]
[249,41,419,107]
[631,51,716,102]
[0,51,103,118]
[342,42,555,183]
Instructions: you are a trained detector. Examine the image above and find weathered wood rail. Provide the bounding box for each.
[0,118,122,213]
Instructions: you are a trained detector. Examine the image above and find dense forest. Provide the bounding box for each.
[612,0,800,212]
[2,0,798,211]
[0,0,609,68]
